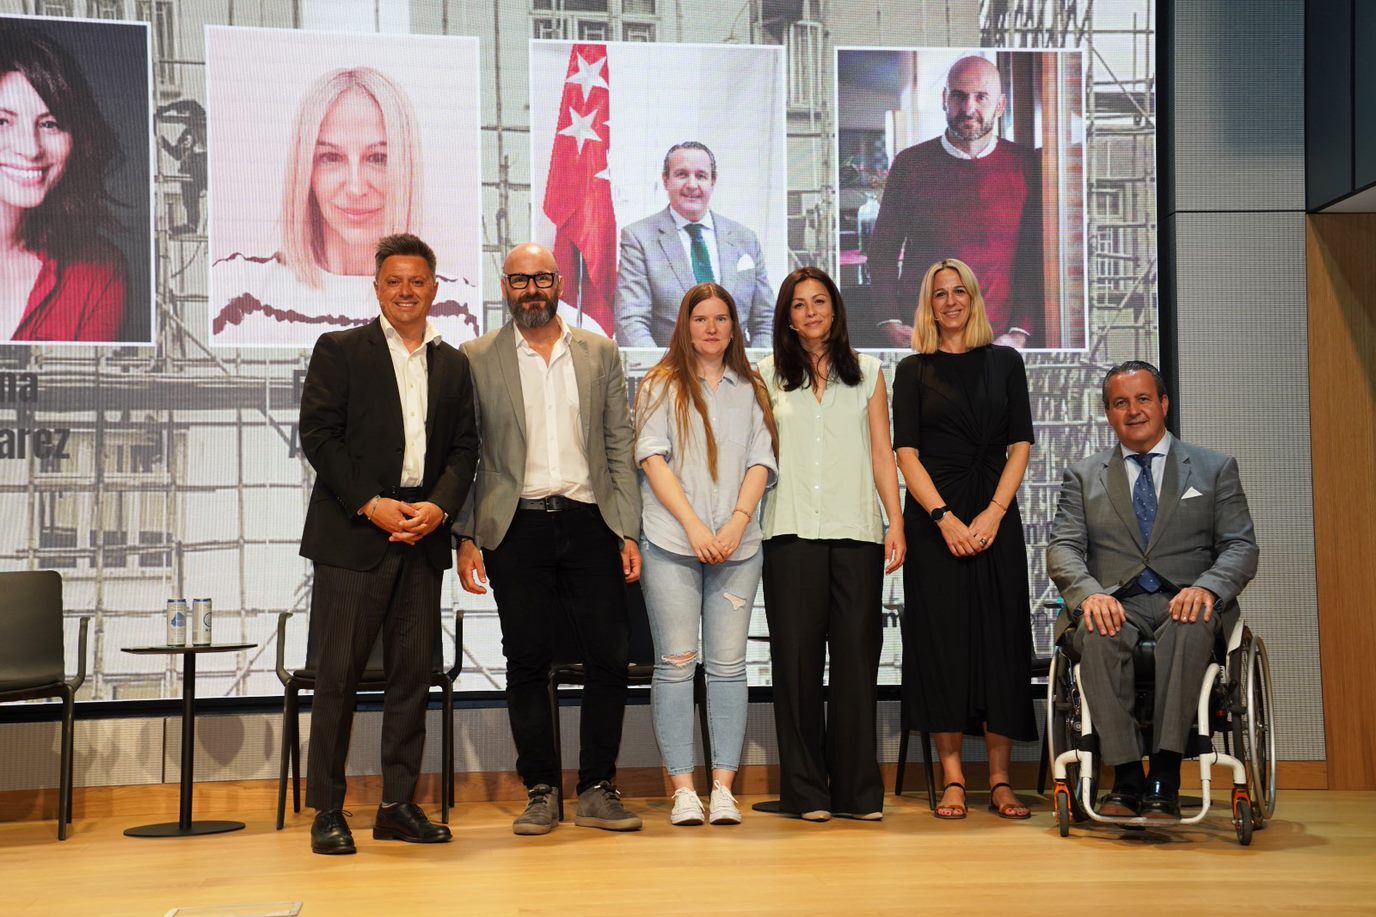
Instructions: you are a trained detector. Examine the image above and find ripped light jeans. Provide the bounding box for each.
[640,539,761,775]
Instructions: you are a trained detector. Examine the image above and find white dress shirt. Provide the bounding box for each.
[670,208,721,283]
[379,314,440,487]
[516,318,595,502]
[1122,431,1172,497]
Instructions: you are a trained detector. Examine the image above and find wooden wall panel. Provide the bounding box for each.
[1306,213,1376,789]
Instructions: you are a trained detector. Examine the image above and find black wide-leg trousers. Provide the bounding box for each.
[763,535,884,815]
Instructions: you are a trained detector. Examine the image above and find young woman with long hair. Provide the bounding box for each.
[635,281,777,826]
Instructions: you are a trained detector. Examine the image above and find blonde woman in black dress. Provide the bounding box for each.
[892,258,1036,820]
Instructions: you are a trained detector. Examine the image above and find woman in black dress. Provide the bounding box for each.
[892,258,1036,820]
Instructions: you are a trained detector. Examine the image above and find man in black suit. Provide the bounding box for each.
[298,233,479,855]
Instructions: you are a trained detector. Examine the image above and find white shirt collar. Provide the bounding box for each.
[670,207,716,233]
[941,131,999,160]
[515,316,572,354]
[379,314,440,349]
[1120,431,1172,462]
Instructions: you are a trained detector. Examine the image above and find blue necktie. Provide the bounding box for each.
[684,223,714,283]
[1129,452,1160,592]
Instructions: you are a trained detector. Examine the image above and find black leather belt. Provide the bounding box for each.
[517,495,591,512]
[385,486,427,502]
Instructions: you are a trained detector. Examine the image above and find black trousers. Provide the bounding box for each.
[305,546,440,811]
[484,504,629,793]
[763,536,884,815]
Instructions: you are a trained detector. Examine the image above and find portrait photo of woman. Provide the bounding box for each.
[207,28,481,348]
[0,18,151,345]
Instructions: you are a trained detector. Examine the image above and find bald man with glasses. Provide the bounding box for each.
[455,242,643,836]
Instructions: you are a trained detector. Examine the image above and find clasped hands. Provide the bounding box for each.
[365,497,445,544]
[936,504,1004,558]
[685,516,747,565]
[1081,586,1220,637]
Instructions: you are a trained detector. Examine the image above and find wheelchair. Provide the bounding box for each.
[1045,607,1277,845]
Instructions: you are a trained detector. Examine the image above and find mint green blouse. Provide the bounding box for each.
[759,353,885,544]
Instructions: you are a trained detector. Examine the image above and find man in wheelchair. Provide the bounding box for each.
[1047,361,1259,821]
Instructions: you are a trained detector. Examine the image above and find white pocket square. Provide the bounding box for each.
[1181,486,1204,500]
[735,253,756,272]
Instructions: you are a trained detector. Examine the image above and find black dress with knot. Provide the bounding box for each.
[892,345,1037,740]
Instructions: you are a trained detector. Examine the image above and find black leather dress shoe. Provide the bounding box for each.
[311,809,356,855]
[1098,789,1142,818]
[1141,780,1182,822]
[372,803,453,843]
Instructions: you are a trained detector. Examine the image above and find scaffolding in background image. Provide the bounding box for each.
[0,0,1157,699]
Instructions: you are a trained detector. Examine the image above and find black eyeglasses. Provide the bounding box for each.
[504,271,559,290]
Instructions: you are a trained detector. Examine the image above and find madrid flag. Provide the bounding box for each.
[542,44,615,331]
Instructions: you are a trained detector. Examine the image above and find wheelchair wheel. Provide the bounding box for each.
[1049,652,1096,822]
[1232,632,1277,826]
[1234,797,1254,846]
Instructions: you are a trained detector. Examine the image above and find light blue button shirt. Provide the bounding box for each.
[635,367,777,559]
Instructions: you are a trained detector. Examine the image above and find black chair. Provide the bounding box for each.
[274,607,462,828]
[547,582,710,817]
[894,651,1053,808]
[0,571,89,840]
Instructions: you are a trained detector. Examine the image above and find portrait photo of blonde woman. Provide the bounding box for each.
[206,27,480,349]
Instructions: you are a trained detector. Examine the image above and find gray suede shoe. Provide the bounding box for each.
[513,784,560,836]
[574,781,642,831]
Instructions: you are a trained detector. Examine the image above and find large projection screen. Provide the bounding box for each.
[0,2,1156,702]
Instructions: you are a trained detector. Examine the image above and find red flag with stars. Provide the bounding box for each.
[543,43,615,333]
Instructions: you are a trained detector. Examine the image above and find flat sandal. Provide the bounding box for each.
[987,782,1032,820]
[934,781,967,820]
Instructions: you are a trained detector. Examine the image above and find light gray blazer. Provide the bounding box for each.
[1047,438,1259,641]
[613,207,774,348]
[455,322,641,550]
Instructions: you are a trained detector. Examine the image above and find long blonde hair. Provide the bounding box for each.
[279,67,421,288]
[636,283,778,481]
[910,258,994,353]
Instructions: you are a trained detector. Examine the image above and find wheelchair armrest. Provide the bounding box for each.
[69,616,91,693]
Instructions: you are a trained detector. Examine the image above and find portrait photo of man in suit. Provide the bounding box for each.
[613,141,774,349]
[297,233,479,855]
[457,242,644,837]
[1047,360,1259,822]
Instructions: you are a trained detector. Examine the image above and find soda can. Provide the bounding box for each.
[166,599,188,646]
[192,598,213,646]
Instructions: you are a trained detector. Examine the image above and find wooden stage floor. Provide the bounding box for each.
[1,789,1373,915]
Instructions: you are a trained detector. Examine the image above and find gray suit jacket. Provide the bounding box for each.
[456,321,641,550]
[613,207,774,348]
[1047,437,1259,641]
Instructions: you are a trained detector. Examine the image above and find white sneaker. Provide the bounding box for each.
[709,781,741,825]
[669,787,705,826]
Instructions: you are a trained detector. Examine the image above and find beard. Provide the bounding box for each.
[946,113,994,143]
[508,293,559,329]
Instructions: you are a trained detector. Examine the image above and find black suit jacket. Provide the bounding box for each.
[298,319,479,572]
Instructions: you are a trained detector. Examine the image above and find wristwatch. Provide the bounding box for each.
[930,505,951,523]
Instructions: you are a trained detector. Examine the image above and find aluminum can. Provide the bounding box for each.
[192,598,212,646]
[166,599,188,646]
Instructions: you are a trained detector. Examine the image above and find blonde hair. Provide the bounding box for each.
[910,258,995,353]
[279,67,421,288]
